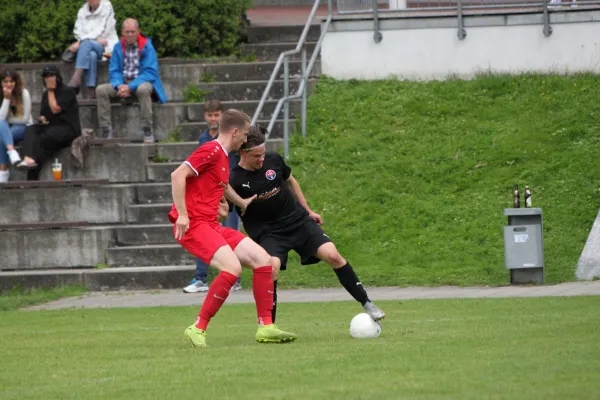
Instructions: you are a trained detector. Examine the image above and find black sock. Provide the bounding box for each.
[334,263,370,306]
[271,280,278,323]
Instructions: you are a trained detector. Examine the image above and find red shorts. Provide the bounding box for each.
[176,221,246,265]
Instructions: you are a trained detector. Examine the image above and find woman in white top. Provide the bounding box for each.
[0,69,33,183]
[66,0,119,98]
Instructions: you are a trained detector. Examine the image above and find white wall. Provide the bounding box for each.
[322,14,600,80]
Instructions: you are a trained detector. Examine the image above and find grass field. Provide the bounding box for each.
[267,74,600,288]
[0,286,86,312]
[1,296,599,400]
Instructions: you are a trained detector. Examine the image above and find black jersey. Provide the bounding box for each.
[229,152,308,239]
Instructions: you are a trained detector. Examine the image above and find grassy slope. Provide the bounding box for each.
[271,74,600,287]
[1,298,599,400]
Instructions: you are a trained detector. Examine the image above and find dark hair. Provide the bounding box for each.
[41,65,63,86]
[241,125,267,151]
[219,109,250,134]
[0,69,24,117]
[204,99,222,113]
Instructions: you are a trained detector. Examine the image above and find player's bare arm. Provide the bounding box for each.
[217,196,229,223]
[286,175,324,225]
[224,184,256,216]
[171,163,196,239]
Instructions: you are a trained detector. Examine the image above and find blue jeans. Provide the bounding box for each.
[194,211,242,283]
[75,39,104,88]
[0,121,25,165]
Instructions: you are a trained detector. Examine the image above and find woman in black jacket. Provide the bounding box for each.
[17,65,81,180]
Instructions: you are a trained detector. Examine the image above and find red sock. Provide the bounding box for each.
[252,266,274,326]
[195,271,238,330]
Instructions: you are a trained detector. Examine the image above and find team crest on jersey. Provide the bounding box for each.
[265,169,276,181]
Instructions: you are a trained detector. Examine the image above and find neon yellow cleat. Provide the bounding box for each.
[184,325,207,348]
[256,324,298,344]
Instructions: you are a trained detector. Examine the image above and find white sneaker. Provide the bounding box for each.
[183,279,209,293]
[7,150,21,165]
[363,301,386,321]
[230,281,242,292]
[0,170,9,183]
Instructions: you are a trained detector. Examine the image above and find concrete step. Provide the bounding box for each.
[167,60,319,83]
[146,163,179,182]
[10,144,155,183]
[114,224,174,246]
[135,183,172,204]
[247,24,321,43]
[106,244,194,267]
[0,266,195,292]
[179,119,297,141]
[0,185,136,225]
[186,99,302,121]
[193,78,318,102]
[155,142,198,162]
[126,203,172,224]
[0,226,114,270]
[241,41,318,61]
[16,60,320,102]
[31,98,304,141]
[8,138,283,185]
[20,60,320,102]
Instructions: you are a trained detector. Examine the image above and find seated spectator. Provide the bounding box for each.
[95,18,167,143]
[16,66,81,181]
[66,0,119,98]
[0,69,33,182]
[183,99,243,293]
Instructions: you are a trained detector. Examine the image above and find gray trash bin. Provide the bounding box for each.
[503,208,544,284]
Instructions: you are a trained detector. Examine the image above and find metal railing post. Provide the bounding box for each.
[283,57,290,159]
[373,0,383,43]
[301,46,308,138]
[457,0,467,40]
[543,0,553,37]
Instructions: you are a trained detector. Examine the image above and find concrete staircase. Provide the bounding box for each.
[0,21,322,292]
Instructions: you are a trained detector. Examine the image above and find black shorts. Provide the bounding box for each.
[258,216,332,270]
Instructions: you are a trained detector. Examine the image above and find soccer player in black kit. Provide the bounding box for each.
[228,125,385,323]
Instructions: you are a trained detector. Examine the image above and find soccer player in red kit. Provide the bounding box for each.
[169,109,297,348]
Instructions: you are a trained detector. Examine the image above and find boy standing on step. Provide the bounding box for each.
[183,99,242,293]
[170,109,296,348]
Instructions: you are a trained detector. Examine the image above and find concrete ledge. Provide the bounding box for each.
[106,244,194,267]
[248,24,321,43]
[126,204,172,224]
[29,99,303,141]
[0,226,114,270]
[241,42,319,61]
[11,60,317,102]
[0,265,194,292]
[180,119,296,141]
[135,183,172,204]
[155,142,198,162]
[115,224,174,246]
[0,184,136,224]
[10,144,152,183]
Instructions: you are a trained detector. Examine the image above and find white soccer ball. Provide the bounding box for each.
[349,312,381,339]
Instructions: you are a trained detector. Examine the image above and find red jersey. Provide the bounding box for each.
[168,140,230,225]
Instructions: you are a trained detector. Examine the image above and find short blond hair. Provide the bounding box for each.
[220,109,250,134]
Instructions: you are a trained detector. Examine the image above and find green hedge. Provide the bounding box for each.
[0,0,251,63]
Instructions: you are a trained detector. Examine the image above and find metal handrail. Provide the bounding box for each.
[251,0,335,159]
